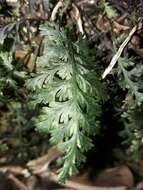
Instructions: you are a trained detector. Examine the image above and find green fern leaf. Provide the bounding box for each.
[26,22,101,181]
[117,56,143,106]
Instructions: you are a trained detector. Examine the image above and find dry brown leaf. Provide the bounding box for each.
[93,165,134,188]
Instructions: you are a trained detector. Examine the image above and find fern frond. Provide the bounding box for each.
[26,22,102,181]
[117,56,143,106]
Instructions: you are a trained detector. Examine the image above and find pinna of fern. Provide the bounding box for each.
[0,46,27,103]
[26,22,102,181]
[112,34,143,107]
[117,56,143,107]
[103,0,118,19]
[0,50,13,102]
[120,107,143,160]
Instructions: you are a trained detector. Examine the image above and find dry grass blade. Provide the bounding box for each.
[102,25,137,79]
[71,3,85,35]
[50,0,63,21]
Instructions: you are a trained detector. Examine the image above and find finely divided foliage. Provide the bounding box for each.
[113,35,143,107]
[120,109,143,160]
[113,35,143,160]
[116,56,143,159]
[26,22,101,180]
[0,49,26,102]
[117,56,143,106]
[0,51,13,100]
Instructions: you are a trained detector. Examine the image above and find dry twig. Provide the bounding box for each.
[8,173,28,190]
[51,173,127,190]
[50,0,63,21]
[71,3,85,35]
[102,25,137,79]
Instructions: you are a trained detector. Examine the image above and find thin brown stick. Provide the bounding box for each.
[27,145,62,174]
[102,25,137,79]
[0,165,30,178]
[8,173,28,190]
[51,173,127,190]
[113,21,130,32]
